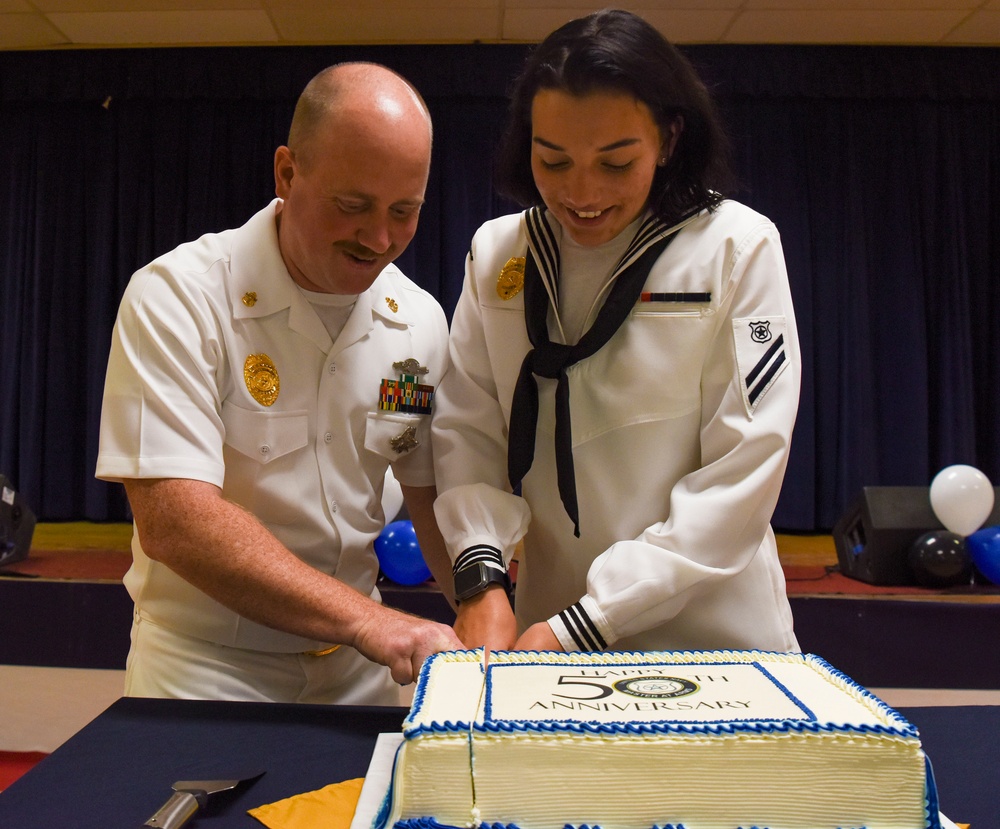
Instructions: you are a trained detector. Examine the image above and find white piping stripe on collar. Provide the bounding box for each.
[525,207,559,277]
[617,211,701,273]
[525,207,561,307]
[524,208,700,302]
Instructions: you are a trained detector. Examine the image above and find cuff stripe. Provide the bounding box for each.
[560,615,589,651]
[453,544,504,575]
[558,603,607,651]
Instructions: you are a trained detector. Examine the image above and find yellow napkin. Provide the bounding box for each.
[249,777,365,829]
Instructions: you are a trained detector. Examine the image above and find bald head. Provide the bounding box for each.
[273,63,433,294]
[287,62,432,172]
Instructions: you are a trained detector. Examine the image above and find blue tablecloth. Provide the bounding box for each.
[0,698,992,828]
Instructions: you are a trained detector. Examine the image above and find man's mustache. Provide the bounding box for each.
[335,241,388,259]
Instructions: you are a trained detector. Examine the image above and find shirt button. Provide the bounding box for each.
[330,500,339,513]
[259,444,271,456]
[328,362,337,374]
[324,432,333,444]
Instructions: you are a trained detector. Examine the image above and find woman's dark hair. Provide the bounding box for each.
[495,9,732,226]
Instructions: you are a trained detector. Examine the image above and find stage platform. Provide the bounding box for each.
[1,524,998,689]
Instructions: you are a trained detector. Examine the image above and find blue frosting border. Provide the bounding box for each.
[394,811,942,829]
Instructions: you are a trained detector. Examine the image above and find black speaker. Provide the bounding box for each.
[833,485,1000,585]
[0,474,36,567]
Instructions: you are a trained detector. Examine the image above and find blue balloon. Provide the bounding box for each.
[374,520,432,586]
[967,524,1000,585]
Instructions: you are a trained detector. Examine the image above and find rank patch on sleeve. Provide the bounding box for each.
[733,317,788,416]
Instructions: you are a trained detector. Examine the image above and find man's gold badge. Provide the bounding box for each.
[244,353,280,406]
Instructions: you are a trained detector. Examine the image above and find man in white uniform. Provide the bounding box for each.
[97,63,462,705]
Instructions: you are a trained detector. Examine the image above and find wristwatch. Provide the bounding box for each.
[454,561,511,604]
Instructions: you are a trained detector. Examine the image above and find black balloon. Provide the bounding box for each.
[907,531,973,587]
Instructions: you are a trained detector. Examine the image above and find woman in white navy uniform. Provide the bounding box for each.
[432,9,802,654]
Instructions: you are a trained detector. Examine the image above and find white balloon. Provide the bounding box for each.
[381,466,405,522]
[929,464,995,536]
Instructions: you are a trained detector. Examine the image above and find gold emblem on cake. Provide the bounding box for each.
[244,353,280,406]
[613,676,699,699]
[496,257,525,300]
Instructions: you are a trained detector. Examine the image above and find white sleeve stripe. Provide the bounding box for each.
[453,544,505,575]
[558,603,607,651]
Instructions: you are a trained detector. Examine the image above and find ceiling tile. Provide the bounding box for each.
[47,9,279,44]
[0,12,68,47]
[267,0,497,7]
[639,9,741,43]
[744,0,979,8]
[502,7,603,42]
[503,7,736,43]
[944,10,1000,42]
[35,0,260,10]
[726,10,969,43]
[270,8,499,43]
[1,1,998,49]
[260,0,502,9]
[504,0,738,7]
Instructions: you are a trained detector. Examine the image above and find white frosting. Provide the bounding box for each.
[382,650,937,829]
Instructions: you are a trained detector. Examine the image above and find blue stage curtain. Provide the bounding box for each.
[1,44,998,530]
[700,46,1000,528]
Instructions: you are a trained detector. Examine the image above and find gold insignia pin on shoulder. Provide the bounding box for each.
[496,257,525,300]
[244,353,279,406]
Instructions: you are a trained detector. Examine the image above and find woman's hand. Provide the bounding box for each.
[513,621,562,653]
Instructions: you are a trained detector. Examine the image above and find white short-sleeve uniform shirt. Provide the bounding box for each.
[98,200,449,653]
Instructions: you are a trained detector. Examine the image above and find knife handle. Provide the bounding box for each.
[142,789,206,828]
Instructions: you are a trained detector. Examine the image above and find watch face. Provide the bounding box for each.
[455,562,507,601]
[455,563,487,599]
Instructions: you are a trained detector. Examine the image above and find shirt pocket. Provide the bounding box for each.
[566,308,715,444]
[220,401,310,525]
[364,410,428,463]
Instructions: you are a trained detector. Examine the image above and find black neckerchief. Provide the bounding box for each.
[507,207,686,537]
